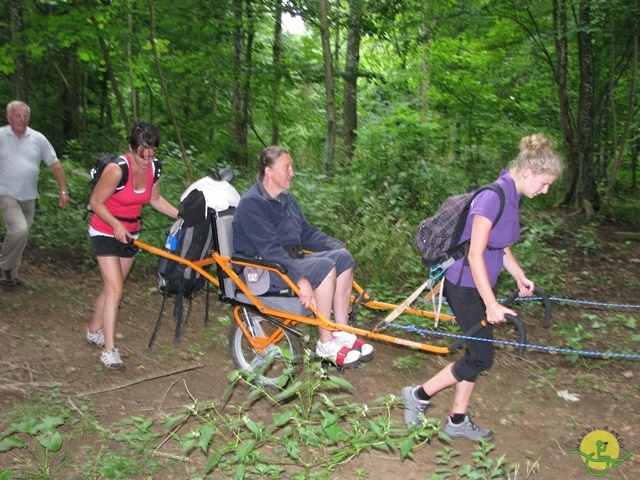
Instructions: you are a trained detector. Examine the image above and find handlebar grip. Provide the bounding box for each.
[505,313,526,357]
[447,321,486,352]
[502,287,552,327]
[447,314,527,357]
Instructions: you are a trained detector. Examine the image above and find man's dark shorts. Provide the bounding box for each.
[268,249,355,292]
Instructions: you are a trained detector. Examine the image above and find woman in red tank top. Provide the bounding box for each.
[86,122,178,370]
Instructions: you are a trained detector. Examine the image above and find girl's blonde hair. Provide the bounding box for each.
[509,133,564,177]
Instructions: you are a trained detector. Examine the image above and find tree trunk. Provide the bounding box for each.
[271,1,283,146]
[231,0,250,167]
[57,50,80,141]
[147,0,193,183]
[83,0,131,131]
[319,0,336,173]
[127,6,139,121]
[10,0,28,101]
[575,0,598,213]
[343,0,362,161]
[553,0,578,207]
[244,0,255,149]
[98,36,131,133]
[605,0,638,205]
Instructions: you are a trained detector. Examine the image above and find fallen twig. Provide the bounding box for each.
[67,397,111,436]
[0,381,65,390]
[183,378,197,403]
[151,451,190,462]
[159,380,179,411]
[75,363,204,397]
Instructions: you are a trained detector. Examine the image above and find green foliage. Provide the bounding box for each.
[166,354,438,478]
[502,210,567,296]
[0,408,67,479]
[432,441,521,479]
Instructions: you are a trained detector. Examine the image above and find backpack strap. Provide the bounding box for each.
[114,155,130,191]
[452,183,506,285]
[152,159,162,184]
[477,183,506,228]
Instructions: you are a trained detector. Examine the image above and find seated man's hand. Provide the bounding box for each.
[297,277,315,310]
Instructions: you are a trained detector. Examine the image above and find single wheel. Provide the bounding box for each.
[229,306,302,389]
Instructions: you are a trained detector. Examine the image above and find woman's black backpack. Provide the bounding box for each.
[150,168,239,347]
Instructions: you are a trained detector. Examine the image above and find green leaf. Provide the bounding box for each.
[272,381,304,402]
[272,412,294,427]
[235,462,246,479]
[233,439,256,461]
[13,420,39,436]
[0,469,15,480]
[325,375,355,390]
[367,418,384,436]
[400,435,414,459]
[39,416,66,434]
[322,420,340,443]
[205,450,223,474]
[198,424,215,453]
[284,439,300,459]
[245,419,262,435]
[0,436,26,452]
[37,431,63,452]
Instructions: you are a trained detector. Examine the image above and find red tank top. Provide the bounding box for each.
[90,154,154,235]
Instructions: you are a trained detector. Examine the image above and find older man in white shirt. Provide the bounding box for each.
[0,100,70,286]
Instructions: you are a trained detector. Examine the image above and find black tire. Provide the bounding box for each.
[229,307,302,389]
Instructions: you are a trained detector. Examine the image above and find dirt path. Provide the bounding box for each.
[1,233,639,479]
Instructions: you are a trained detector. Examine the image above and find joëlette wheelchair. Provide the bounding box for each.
[134,172,546,389]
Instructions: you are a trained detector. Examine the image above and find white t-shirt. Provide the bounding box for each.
[0,125,58,200]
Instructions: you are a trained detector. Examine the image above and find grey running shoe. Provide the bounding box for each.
[401,385,431,427]
[444,415,494,442]
[0,269,19,286]
[86,327,105,348]
[101,348,124,370]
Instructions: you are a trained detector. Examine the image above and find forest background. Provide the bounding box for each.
[1,1,640,478]
[1,0,639,290]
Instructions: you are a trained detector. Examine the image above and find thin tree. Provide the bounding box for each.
[10,0,27,100]
[343,0,362,161]
[574,0,597,214]
[271,0,283,145]
[319,0,337,173]
[147,0,193,183]
[605,0,638,206]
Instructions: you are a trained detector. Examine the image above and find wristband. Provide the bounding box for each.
[60,189,70,195]
[485,302,499,314]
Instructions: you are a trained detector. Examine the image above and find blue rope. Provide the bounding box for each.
[420,296,640,310]
[515,296,640,309]
[391,324,640,360]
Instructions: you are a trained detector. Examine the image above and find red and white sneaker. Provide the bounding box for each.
[316,337,362,368]
[332,331,374,362]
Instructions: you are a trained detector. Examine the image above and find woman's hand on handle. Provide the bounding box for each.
[486,303,516,325]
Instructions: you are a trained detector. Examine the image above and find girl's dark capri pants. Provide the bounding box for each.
[444,278,495,383]
[91,235,138,258]
[268,249,355,292]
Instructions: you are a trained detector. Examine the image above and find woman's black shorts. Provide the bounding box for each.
[91,235,138,258]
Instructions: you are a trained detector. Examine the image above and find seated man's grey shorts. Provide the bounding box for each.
[268,249,355,292]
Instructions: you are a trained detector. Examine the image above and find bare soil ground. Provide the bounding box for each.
[1,222,639,479]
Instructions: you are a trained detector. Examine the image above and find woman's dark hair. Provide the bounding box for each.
[258,146,289,181]
[128,122,161,151]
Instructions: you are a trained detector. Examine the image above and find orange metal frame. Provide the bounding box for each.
[134,239,456,355]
